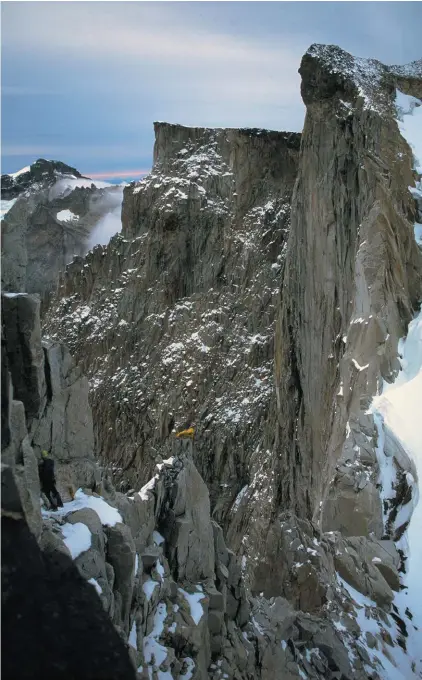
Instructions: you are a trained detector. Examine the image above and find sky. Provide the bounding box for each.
[1,1,421,182]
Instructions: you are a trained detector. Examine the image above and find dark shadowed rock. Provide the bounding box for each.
[2,293,46,423]
[1,467,136,680]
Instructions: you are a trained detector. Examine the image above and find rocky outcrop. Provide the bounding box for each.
[2,293,46,423]
[2,293,97,506]
[1,159,123,299]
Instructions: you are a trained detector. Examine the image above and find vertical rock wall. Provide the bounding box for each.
[273,45,422,526]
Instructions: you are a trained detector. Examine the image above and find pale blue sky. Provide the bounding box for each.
[2,2,421,180]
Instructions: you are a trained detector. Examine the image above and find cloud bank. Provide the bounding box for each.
[86,188,124,250]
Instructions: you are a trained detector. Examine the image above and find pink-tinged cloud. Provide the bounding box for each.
[87,169,150,179]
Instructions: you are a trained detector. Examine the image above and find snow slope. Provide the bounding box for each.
[42,489,122,526]
[365,87,422,677]
[9,166,30,178]
[372,307,422,674]
[396,90,422,247]
[1,199,18,220]
[396,90,422,173]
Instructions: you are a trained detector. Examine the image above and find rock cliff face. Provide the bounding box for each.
[274,44,422,528]
[1,159,123,299]
[243,45,422,581]
[4,44,422,679]
[44,124,300,528]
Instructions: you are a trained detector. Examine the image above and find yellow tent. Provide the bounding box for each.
[175,427,195,439]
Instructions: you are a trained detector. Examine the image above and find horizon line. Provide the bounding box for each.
[87,168,151,179]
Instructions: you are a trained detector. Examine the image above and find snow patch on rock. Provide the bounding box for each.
[57,209,78,222]
[42,489,122,526]
[60,522,92,559]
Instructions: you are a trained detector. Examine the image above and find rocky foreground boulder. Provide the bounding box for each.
[1,159,123,299]
[1,466,137,680]
[3,44,422,678]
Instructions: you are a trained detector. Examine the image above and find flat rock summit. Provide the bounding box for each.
[2,44,422,680]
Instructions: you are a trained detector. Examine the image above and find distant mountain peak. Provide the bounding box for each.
[1,158,88,200]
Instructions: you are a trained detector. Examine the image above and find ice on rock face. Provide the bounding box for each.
[88,577,103,596]
[128,621,137,650]
[153,530,165,546]
[179,658,195,680]
[138,476,157,501]
[143,603,171,676]
[142,579,158,602]
[232,485,249,513]
[395,90,422,174]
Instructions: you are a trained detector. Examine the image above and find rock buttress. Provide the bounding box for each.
[271,44,422,531]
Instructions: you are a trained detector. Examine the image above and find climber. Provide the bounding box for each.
[175,427,195,439]
[38,450,64,510]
